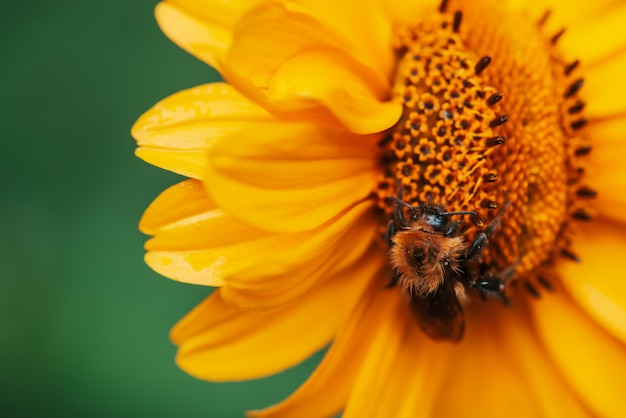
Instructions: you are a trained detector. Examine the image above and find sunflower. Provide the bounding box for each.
[133,0,626,416]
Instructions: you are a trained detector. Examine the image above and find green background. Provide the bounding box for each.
[1,1,321,416]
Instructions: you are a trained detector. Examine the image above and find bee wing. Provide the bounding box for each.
[409,278,465,342]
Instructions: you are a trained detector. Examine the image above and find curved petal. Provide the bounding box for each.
[141,180,268,252]
[155,2,230,70]
[144,199,374,297]
[141,179,267,287]
[155,0,265,69]
[140,179,216,236]
[132,83,273,178]
[166,0,261,28]
[219,1,401,134]
[170,247,380,381]
[226,1,390,87]
[586,117,626,223]
[529,291,626,416]
[205,122,380,233]
[249,278,393,418]
[558,220,626,343]
[291,0,395,79]
[134,148,206,179]
[220,222,378,311]
[267,50,402,134]
[225,2,343,85]
[221,205,374,295]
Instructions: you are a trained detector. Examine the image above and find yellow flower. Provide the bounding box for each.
[133,0,626,416]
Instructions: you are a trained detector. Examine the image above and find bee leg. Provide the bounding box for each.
[469,261,517,304]
[465,232,488,261]
[483,216,501,237]
[483,200,511,237]
[465,201,510,260]
[395,202,407,227]
[444,220,461,237]
[469,273,507,303]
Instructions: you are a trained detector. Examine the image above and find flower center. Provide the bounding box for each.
[375,3,594,298]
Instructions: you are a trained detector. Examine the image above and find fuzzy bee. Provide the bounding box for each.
[385,196,511,341]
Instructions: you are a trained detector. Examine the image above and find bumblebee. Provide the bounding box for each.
[386,197,513,341]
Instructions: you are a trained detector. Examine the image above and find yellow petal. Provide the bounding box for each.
[431,301,589,417]
[560,2,626,66]
[144,201,373,293]
[134,148,206,179]
[141,180,268,253]
[226,2,389,88]
[220,221,378,312]
[139,179,215,236]
[486,304,588,417]
[529,291,626,416]
[220,2,401,134]
[289,0,395,80]
[171,249,381,381]
[381,0,439,25]
[584,51,626,119]
[267,50,402,135]
[587,117,626,223]
[383,341,452,418]
[132,83,274,178]
[427,322,540,417]
[132,83,272,149]
[210,124,378,188]
[342,293,452,418]
[589,116,626,151]
[205,122,380,233]
[340,297,588,417]
[558,220,626,343]
[166,0,260,28]
[155,2,230,70]
[224,2,355,87]
[250,279,394,418]
[222,202,376,311]
[503,0,619,35]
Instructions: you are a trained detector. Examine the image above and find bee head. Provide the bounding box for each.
[423,212,446,229]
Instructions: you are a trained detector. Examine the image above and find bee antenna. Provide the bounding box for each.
[440,210,478,217]
[390,196,414,210]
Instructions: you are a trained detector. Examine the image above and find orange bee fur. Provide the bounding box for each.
[385,197,512,341]
[390,230,465,296]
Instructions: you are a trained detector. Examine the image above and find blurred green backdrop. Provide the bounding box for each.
[0,1,321,416]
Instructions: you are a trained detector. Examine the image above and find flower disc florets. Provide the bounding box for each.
[375,6,594,298]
